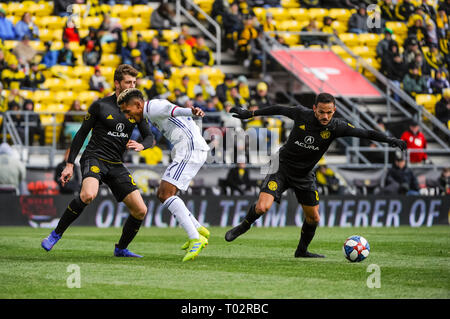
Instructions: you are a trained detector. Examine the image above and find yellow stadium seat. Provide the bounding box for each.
[281,0,300,8]
[68,42,84,55]
[266,7,290,21]
[33,103,44,112]
[132,4,153,19]
[111,4,133,19]
[122,17,150,31]
[78,91,101,106]
[162,30,179,44]
[200,67,224,88]
[100,54,122,67]
[351,46,376,58]
[34,90,56,105]
[363,57,381,70]
[385,21,407,37]
[253,7,266,21]
[50,65,74,78]
[55,90,77,106]
[180,67,201,83]
[66,78,90,92]
[280,33,300,46]
[331,45,352,59]
[50,29,63,42]
[331,20,347,34]
[343,57,358,70]
[43,78,66,91]
[358,33,381,48]
[2,40,18,50]
[288,8,308,21]
[28,41,45,52]
[38,29,52,42]
[40,16,67,30]
[99,66,115,82]
[328,8,352,22]
[138,78,153,90]
[82,16,103,29]
[139,29,158,42]
[279,20,303,31]
[32,2,53,17]
[50,41,64,51]
[78,29,90,39]
[308,8,329,21]
[73,66,95,82]
[101,42,117,54]
[416,94,437,114]
[338,33,359,47]
[7,2,27,16]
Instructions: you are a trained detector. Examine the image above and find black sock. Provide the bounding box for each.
[54,196,87,236]
[117,215,143,249]
[296,220,318,253]
[241,204,261,227]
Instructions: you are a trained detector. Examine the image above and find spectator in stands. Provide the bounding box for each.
[216,73,236,106]
[403,64,428,97]
[145,50,171,80]
[301,20,325,47]
[301,0,321,8]
[395,0,416,22]
[168,35,195,67]
[221,101,242,128]
[408,51,432,77]
[64,100,84,124]
[149,37,169,64]
[194,74,216,101]
[121,39,138,66]
[222,2,244,52]
[54,149,81,195]
[19,99,45,146]
[7,88,25,110]
[147,71,170,100]
[237,75,250,102]
[438,167,450,195]
[180,25,197,48]
[150,2,175,33]
[376,28,396,59]
[401,119,428,163]
[403,37,421,66]
[0,50,8,75]
[262,12,277,33]
[251,81,272,109]
[178,75,196,99]
[384,151,420,195]
[193,92,207,110]
[0,142,26,194]
[1,62,26,90]
[427,69,450,94]
[131,49,147,77]
[423,43,447,74]
[0,83,7,113]
[379,0,396,21]
[13,35,37,65]
[23,62,45,90]
[435,88,450,128]
[436,6,449,39]
[407,14,428,47]
[136,33,150,62]
[348,4,369,34]
[193,36,214,67]
[53,0,76,17]
[89,66,110,93]
[62,19,80,43]
[220,162,252,195]
[315,159,344,195]
[57,40,77,66]
[368,7,386,35]
[0,8,17,40]
[237,15,259,67]
[80,27,102,66]
[321,16,338,36]
[41,42,59,68]
[15,13,39,41]
[229,86,247,107]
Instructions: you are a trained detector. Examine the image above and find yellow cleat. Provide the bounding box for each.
[181,226,210,250]
[182,235,208,262]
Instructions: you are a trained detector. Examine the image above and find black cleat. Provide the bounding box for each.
[225,223,250,242]
[294,250,325,258]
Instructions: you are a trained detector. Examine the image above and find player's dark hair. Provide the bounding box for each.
[114,64,139,83]
[117,88,144,106]
[315,93,335,106]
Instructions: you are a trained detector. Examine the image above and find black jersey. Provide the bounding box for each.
[67,94,153,164]
[255,105,392,177]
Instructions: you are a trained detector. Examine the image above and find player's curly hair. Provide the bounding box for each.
[117,88,144,106]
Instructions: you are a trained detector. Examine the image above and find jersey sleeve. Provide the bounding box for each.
[137,118,155,149]
[335,119,391,143]
[149,99,193,118]
[67,101,99,164]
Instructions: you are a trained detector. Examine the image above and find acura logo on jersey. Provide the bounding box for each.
[304,136,315,144]
[116,123,125,132]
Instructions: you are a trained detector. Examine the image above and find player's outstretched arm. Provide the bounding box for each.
[230,105,300,120]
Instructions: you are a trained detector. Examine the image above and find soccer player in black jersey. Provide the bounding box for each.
[225,93,407,258]
[41,65,154,257]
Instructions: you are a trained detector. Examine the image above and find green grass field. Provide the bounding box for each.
[0,226,449,299]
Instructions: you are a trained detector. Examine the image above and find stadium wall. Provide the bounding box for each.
[0,195,448,227]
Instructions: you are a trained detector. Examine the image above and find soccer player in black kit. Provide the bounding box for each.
[225,93,407,258]
[41,65,154,257]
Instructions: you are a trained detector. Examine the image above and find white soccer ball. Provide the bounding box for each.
[343,235,370,262]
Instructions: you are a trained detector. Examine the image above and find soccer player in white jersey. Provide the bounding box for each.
[117,88,210,262]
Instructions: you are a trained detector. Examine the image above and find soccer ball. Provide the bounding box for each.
[343,235,370,262]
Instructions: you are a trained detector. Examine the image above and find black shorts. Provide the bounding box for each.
[260,163,319,206]
[80,157,138,202]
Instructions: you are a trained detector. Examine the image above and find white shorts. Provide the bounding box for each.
[161,148,207,191]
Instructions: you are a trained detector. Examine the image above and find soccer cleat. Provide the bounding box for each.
[181,226,210,250]
[114,244,143,258]
[294,250,325,258]
[182,235,208,262]
[41,230,62,252]
[224,222,250,242]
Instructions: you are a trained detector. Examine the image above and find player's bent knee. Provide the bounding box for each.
[131,206,147,220]
[255,202,271,215]
[80,192,96,204]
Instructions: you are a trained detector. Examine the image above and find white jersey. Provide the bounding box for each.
[143,99,210,151]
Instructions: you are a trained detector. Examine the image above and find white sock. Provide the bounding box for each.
[163,196,199,240]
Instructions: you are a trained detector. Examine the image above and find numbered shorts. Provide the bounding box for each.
[162,149,207,191]
[80,157,138,202]
[260,164,319,206]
